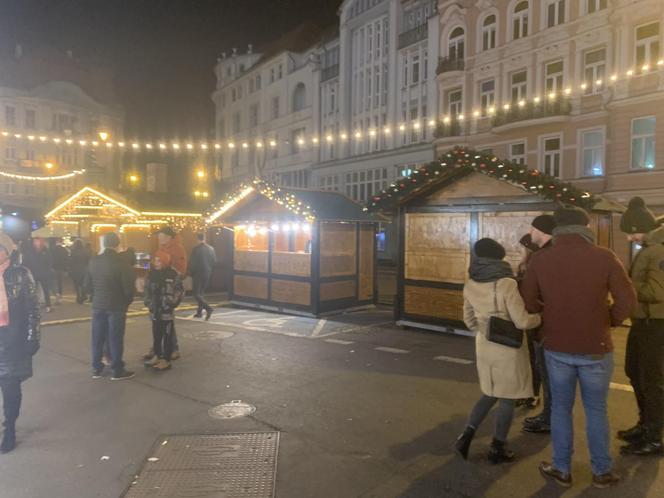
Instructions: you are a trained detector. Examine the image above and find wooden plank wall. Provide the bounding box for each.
[234,275,268,300]
[271,279,311,306]
[234,250,268,273]
[320,223,356,277]
[358,225,374,301]
[404,286,464,321]
[271,252,311,277]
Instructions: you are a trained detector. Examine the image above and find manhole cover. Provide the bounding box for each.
[124,432,279,498]
[209,400,256,419]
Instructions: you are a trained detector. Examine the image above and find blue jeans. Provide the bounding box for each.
[545,350,613,475]
[91,310,127,374]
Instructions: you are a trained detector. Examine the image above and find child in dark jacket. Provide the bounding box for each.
[143,251,183,371]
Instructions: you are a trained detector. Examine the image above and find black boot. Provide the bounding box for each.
[454,426,475,460]
[620,426,663,456]
[617,423,645,442]
[1,422,16,454]
[488,438,515,464]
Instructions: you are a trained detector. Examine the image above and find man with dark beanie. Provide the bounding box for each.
[618,196,664,455]
[522,205,636,488]
[521,214,556,431]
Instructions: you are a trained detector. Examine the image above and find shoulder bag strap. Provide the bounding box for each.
[493,280,499,315]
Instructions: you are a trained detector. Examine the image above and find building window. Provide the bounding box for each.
[545,0,565,29]
[249,104,259,128]
[480,79,495,112]
[412,53,420,84]
[231,88,237,102]
[448,27,465,60]
[510,142,527,165]
[329,87,337,115]
[232,113,241,134]
[319,174,339,191]
[510,70,528,102]
[249,79,255,93]
[447,88,463,116]
[269,135,279,159]
[25,109,36,129]
[585,0,607,14]
[581,129,604,177]
[345,168,388,202]
[583,48,606,94]
[26,149,35,161]
[5,147,16,160]
[542,136,562,177]
[482,15,497,51]
[270,68,276,83]
[291,128,305,154]
[5,106,16,126]
[545,60,564,93]
[631,116,656,169]
[292,83,306,112]
[636,22,660,68]
[513,1,529,40]
[278,64,283,79]
[271,97,280,119]
[256,75,262,90]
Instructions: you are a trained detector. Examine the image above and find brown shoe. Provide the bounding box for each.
[152,359,172,371]
[538,461,572,487]
[592,471,621,489]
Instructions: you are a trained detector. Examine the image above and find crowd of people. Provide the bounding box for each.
[0,227,216,452]
[458,198,664,489]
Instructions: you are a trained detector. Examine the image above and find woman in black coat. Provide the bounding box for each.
[0,232,40,454]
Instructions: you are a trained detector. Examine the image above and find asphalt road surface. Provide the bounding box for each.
[0,301,662,497]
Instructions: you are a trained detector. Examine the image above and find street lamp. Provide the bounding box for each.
[129,174,139,185]
[98,131,109,142]
[196,169,205,179]
[44,162,54,170]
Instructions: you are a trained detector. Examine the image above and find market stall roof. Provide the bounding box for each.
[206,180,384,224]
[366,146,604,212]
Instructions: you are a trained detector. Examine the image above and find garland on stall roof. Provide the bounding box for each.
[365,146,595,212]
[206,178,316,223]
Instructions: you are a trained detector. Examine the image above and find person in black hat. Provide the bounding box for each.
[455,238,541,464]
[618,197,664,455]
[520,214,556,429]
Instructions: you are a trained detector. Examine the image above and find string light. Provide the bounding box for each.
[0,169,85,181]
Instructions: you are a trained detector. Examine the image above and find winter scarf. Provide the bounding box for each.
[0,258,9,327]
[552,225,596,244]
[468,257,514,283]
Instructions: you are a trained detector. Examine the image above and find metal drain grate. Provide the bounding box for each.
[124,432,279,498]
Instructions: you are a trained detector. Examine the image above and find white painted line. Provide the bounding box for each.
[324,339,354,345]
[434,355,474,365]
[375,347,410,354]
[610,382,634,392]
[311,318,328,337]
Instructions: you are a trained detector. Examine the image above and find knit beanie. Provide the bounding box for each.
[0,232,16,255]
[531,214,556,235]
[620,197,659,234]
[474,238,506,260]
[553,205,590,227]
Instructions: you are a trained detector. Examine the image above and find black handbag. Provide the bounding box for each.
[487,281,524,349]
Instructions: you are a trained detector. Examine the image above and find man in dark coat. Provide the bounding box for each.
[85,232,136,380]
[188,232,216,320]
[0,231,40,454]
[50,238,69,304]
[21,237,53,312]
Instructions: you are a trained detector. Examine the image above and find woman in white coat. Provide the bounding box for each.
[455,238,541,463]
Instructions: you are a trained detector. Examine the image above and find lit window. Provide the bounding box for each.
[482,15,497,51]
[542,136,562,178]
[581,129,604,176]
[513,1,529,40]
[636,22,660,68]
[631,117,656,170]
[584,48,606,94]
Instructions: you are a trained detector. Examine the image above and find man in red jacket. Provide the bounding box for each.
[521,206,636,489]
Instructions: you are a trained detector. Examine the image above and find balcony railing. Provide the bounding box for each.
[321,64,339,82]
[491,97,572,127]
[436,56,465,75]
[398,23,428,49]
[433,120,463,139]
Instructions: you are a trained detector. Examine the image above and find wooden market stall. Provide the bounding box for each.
[43,186,205,282]
[206,181,381,316]
[367,147,622,334]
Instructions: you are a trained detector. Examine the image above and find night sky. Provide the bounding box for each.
[0,0,342,139]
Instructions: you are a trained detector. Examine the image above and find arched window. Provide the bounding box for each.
[292,83,306,112]
[448,27,465,60]
[482,15,497,51]
[512,1,529,40]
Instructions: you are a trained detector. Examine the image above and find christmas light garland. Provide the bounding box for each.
[0,60,662,154]
[0,169,86,181]
[366,146,595,212]
[206,179,315,224]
